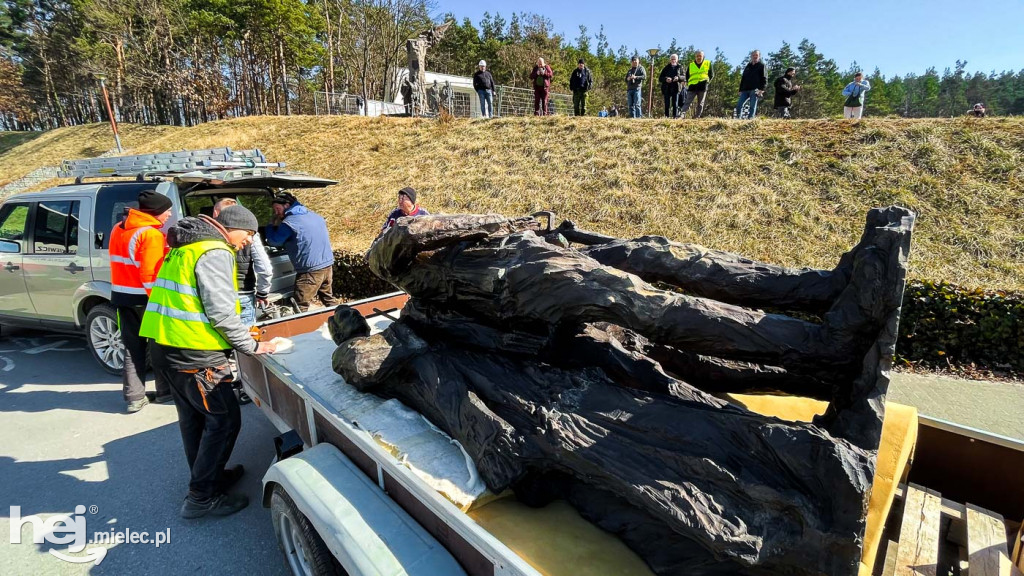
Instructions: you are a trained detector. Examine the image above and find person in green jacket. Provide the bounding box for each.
[141,205,276,519]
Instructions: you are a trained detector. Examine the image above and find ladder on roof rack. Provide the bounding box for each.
[58,148,285,181]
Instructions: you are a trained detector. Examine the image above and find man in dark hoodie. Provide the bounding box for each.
[774,67,802,118]
[265,192,338,312]
[140,205,276,518]
[735,50,767,119]
[569,59,593,116]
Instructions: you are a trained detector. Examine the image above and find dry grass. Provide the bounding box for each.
[3,115,1023,289]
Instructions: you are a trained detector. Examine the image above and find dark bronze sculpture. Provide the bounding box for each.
[332,208,916,575]
[405,21,453,116]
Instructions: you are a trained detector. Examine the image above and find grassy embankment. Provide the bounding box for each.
[1,116,1022,290]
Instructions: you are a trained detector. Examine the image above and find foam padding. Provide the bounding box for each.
[725,394,918,576]
[468,498,654,576]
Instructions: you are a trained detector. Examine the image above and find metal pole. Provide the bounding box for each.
[97,76,123,154]
[648,58,655,118]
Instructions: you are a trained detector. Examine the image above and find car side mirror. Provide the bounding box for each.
[0,240,20,253]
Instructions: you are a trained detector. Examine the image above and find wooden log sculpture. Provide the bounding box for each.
[331,208,916,576]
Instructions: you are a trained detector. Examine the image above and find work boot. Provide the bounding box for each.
[180,492,249,519]
[153,393,174,405]
[126,397,149,413]
[220,465,245,491]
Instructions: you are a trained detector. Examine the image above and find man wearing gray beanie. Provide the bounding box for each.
[141,204,275,519]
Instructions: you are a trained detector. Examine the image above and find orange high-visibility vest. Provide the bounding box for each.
[109,209,168,297]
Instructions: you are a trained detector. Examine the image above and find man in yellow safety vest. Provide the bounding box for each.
[141,205,276,519]
[681,50,715,118]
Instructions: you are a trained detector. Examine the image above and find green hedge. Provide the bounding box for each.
[897,280,1024,373]
[332,252,1023,375]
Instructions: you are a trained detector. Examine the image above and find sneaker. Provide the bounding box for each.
[236,390,252,405]
[153,394,174,405]
[126,397,149,413]
[220,465,245,491]
[180,492,249,519]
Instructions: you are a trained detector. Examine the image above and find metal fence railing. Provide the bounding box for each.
[313,85,575,118]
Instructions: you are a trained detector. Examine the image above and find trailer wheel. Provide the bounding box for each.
[271,485,347,576]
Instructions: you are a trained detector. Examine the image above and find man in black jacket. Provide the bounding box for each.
[569,59,594,116]
[473,60,496,118]
[659,54,684,118]
[735,50,767,119]
[625,56,646,118]
[774,67,802,118]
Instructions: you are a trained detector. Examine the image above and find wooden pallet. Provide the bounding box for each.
[881,483,1023,576]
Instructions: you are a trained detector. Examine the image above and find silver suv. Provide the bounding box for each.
[0,151,336,373]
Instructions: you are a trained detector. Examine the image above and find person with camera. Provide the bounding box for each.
[659,54,684,118]
[569,59,594,116]
[735,50,767,119]
[625,56,646,118]
[529,58,553,116]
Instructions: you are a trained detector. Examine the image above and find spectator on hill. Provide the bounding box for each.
[659,54,684,118]
[609,105,619,117]
[473,60,496,119]
[773,67,802,119]
[625,56,646,118]
[681,50,714,118]
[265,192,338,312]
[529,58,553,116]
[968,103,987,117]
[842,72,871,119]
[380,187,430,237]
[735,50,767,119]
[598,107,609,117]
[212,198,272,327]
[569,59,594,116]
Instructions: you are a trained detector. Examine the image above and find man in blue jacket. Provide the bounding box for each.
[265,192,338,312]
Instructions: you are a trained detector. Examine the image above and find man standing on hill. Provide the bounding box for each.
[379,187,430,237]
[473,60,496,118]
[530,58,553,116]
[842,72,871,119]
[735,50,766,119]
[774,67,802,119]
[681,50,714,118]
[141,206,277,518]
[569,59,594,116]
[625,56,646,118]
[265,192,338,312]
[110,190,173,413]
[659,54,684,118]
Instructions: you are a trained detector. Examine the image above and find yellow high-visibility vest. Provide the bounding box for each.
[688,60,711,86]
[140,239,240,350]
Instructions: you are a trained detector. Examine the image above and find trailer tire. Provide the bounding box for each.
[270,485,347,576]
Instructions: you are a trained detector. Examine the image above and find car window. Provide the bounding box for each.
[33,200,80,255]
[0,203,31,250]
[184,195,215,217]
[95,184,160,249]
[234,193,273,226]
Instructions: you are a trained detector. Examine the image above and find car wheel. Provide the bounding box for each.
[271,486,346,576]
[86,303,125,375]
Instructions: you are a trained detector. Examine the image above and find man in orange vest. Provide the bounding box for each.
[110,190,173,413]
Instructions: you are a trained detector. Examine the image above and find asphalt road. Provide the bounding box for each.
[0,327,290,576]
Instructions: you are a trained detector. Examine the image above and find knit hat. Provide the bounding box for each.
[215,204,259,233]
[137,190,172,216]
[271,192,298,206]
[478,60,486,67]
[578,59,585,64]
[398,186,417,205]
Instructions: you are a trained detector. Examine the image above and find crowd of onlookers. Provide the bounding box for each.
[471,51,988,120]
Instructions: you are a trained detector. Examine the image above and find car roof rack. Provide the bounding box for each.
[59,148,285,183]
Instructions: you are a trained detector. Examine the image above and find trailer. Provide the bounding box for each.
[237,292,1024,576]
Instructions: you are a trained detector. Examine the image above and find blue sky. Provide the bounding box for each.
[434,0,1024,77]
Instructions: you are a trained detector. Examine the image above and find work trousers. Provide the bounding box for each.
[663,93,679,118]
[533,88,549,115]
[844,106,864,119]
[572,91,588,116]
[627,88,643,118]
[735,90,760,119]
[293,265,339,312]
[476,89,493,118]
[681,88,708,118]
[116,304,168,402]
[159,361,241,499]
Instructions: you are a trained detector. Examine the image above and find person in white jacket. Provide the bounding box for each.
[213,198,273,326]
[842,72,871,119]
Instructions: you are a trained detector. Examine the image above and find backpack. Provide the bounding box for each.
[535,70,547,88]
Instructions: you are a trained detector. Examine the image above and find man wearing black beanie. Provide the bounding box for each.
[378,186,430,237]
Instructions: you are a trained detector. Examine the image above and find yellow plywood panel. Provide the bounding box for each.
[468,498,654,576]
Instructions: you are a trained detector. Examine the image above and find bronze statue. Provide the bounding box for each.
[405,21,453,116]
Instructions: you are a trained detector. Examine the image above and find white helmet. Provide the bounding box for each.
[478,60,487,67]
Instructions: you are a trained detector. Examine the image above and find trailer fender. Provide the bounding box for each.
[262,442,466,576]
